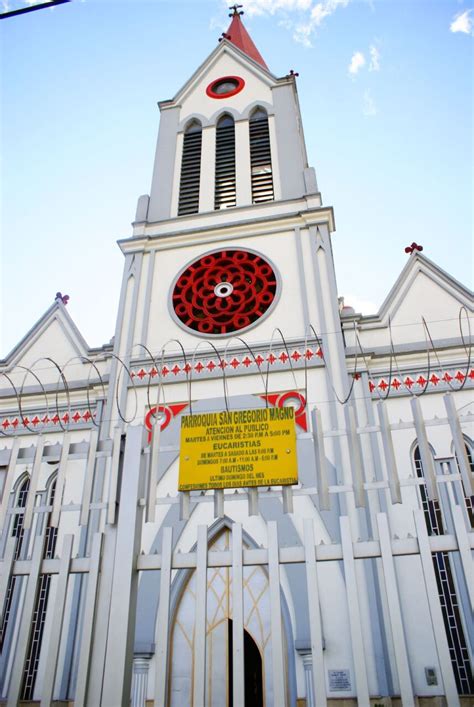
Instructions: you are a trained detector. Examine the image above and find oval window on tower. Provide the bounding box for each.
[206,75,245,99]
[171,248,279,336]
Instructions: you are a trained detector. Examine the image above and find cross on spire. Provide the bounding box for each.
[229,4,244,17]
[222,5,268,70]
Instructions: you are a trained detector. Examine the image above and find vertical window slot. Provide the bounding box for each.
[178,120,202,216]
[249,109,274,204]
[215,115,236,210]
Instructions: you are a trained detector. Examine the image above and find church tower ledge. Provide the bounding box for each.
[128,197,331,245]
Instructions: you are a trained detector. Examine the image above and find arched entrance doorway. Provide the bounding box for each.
[168,526,286,706]
[228,619,263,707]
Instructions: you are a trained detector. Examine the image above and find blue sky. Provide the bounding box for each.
[1,0,472,356]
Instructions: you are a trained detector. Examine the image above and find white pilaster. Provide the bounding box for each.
[300,651,315,707]
[268,114,281,200]
[235,119,252,206]
[131,656,151,707]
[199,125,216,212]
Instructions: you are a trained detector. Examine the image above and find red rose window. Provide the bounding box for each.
[172,249,277,335]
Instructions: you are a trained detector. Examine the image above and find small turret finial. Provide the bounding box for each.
[229,4,244,17]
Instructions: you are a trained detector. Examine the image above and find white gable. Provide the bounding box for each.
[3,304,92,386]
[352,255,473,348]
[392,269,465,322]
[174,44,275,124]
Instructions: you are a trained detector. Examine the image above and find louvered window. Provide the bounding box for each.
[215,115,236,210]
[249,109,274,203]
[178,120,202,216]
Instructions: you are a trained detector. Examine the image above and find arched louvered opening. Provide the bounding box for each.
[414,447,474,694]
[178,120,202,216]
[249,108,274,204]
[215,114,236,210]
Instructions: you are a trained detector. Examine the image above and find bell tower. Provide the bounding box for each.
[141,4,320,224]
[107,4,348,428]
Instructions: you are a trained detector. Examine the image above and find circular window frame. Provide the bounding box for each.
[168,246,281,339]
[206,75,245,100]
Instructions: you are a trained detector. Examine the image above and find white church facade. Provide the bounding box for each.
[0,8,473,706]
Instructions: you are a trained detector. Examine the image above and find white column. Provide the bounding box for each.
[131,656,151,707]
[199,125,216,212]
[235,119,251,206]
[300,651,315,707]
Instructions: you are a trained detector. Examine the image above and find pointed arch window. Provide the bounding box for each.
[178,120,202,216]
[215,114,236,210]
[249,108,274,204]
[0,476,30,650]
[21,478,59,699]
[455,439,474,527]
[414,447,474,694]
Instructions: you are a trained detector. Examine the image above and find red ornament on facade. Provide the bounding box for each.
[405,242,423,254]
[259,391,308,431]
[172,249,277,335]
[55,291,69,305]
[145,403,189,443]
[206,75,245,99]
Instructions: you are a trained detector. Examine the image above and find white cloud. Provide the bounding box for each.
[209,15,227,32]
[342,294,378,314]
[244,0,314,15]
[349,51,365,75]
[363,89,377,116]
[293,23,315,47]
[369,44,380,71]
[450,9,474,35]
[278,18,294,30]
[232,0,353,46]
[311,0,350,26]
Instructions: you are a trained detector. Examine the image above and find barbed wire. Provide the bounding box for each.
[1,311,472,379]
[0,308,472,436]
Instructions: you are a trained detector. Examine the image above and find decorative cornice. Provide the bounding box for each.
[367,368,473,397]
[127,344,324,384]
[129,200,332,245]
[1,406,96,435]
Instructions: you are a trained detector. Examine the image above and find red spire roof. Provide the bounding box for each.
[224,11,268,70]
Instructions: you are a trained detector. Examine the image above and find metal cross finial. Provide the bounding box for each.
[229,4,244,17]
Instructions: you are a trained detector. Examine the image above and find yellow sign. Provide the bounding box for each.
[178,407,298,490]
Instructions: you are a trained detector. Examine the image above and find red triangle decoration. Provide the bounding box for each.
[258,391,308,432]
